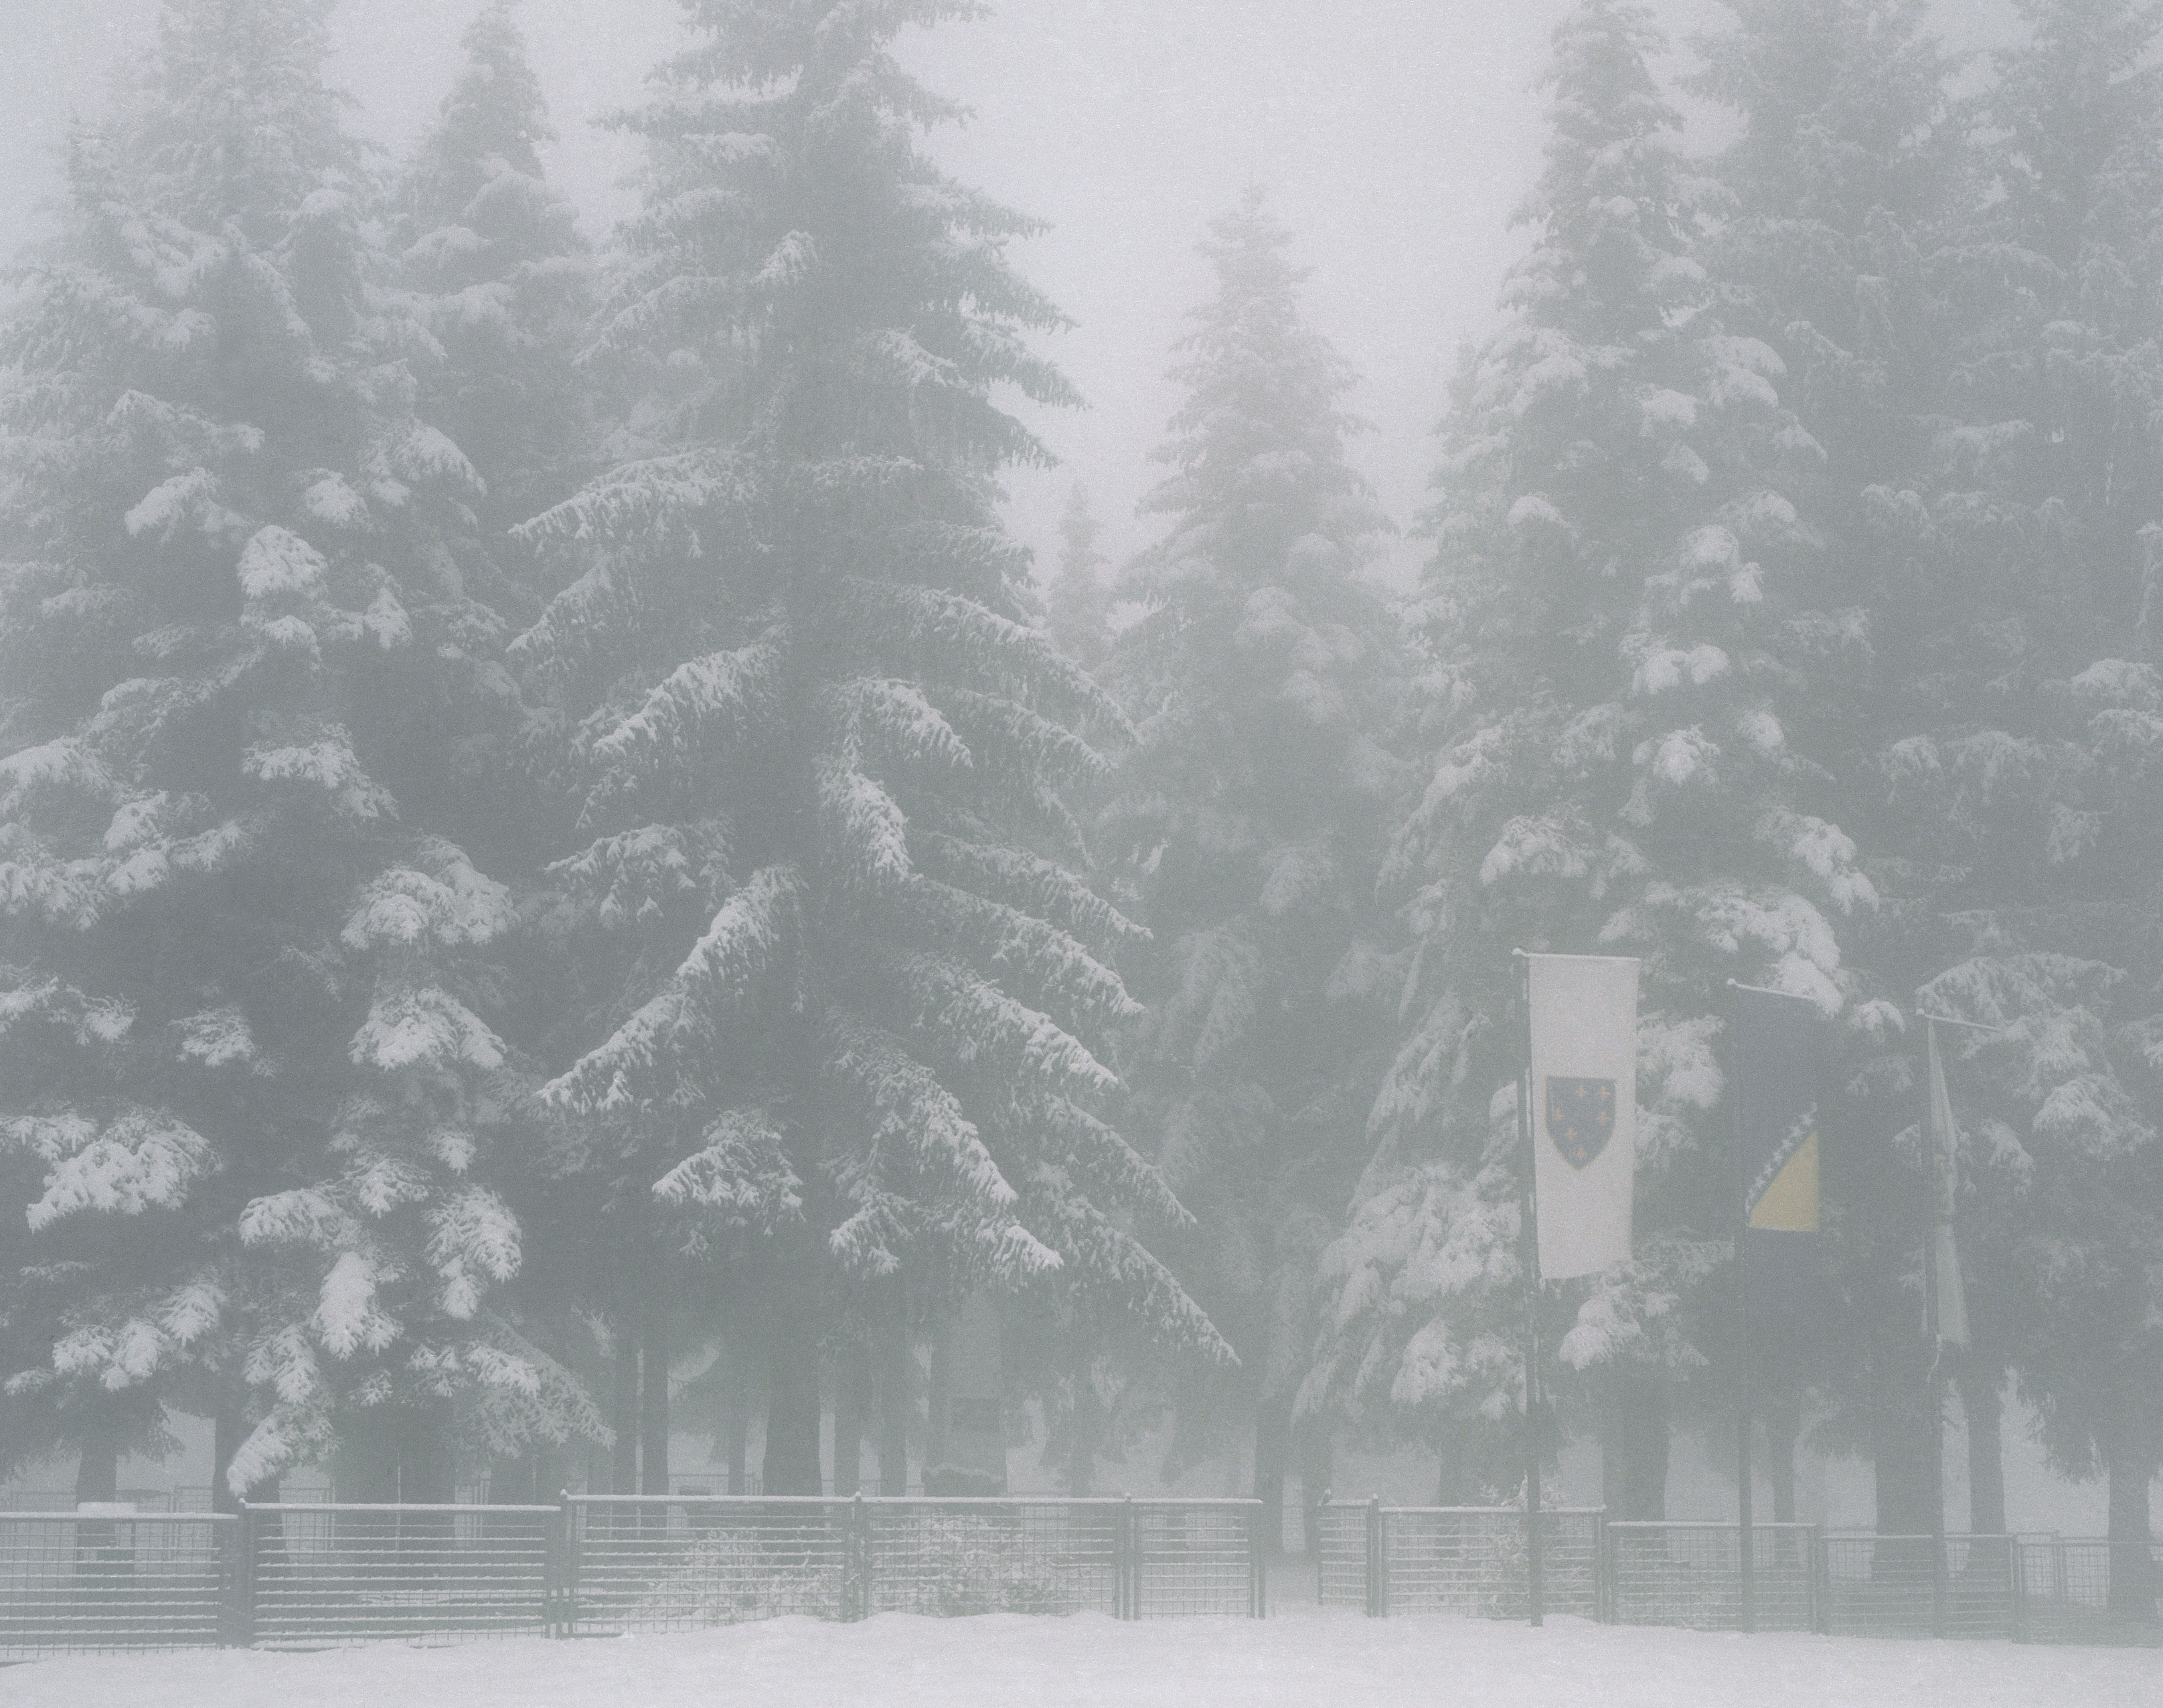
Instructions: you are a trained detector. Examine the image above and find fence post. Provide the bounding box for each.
[847,1493,869,1622]
[545,1497,569,1637]
[1248,1499,1266,1618]
[228,1501,257,1649]
[1809,1526,1825,1635]
[1117,1494,1136,1620]
[559,1494,580,1638]
[1364,1495,1385,1617]
[1593,1509,1608,1624]
[2009,1538,2027,1645]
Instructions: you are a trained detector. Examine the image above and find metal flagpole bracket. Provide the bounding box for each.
[1915,1009,2007,1034]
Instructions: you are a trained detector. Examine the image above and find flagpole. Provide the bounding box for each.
[1922,1018,1947,1639]
[1513,948,1544,1629]
[1727,981,1755,1634]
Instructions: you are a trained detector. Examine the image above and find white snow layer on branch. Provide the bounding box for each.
[342,839,516,950]
[4,1108,215,1228]
[589,629,785,786]
[829,676,972,775]
[541,863,801,1113]
[816,758,912,888]
[652,1109,803,1225]
[911,832,1148,951]
[236,525,329,601]
[350,985,506,1072]
[824,1014,1021,1214]
[840,577,1130,736]
[243,727,397,819]
[888,951,1121,1106]
[313,1249,403,1357]
[428,1188,522,1319]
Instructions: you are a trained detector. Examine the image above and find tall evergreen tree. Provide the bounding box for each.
[1043,484,1110,671]
[1689,0,1973,1535]
[1896,0,2163,1578]
[1095,189,1403,1541]
[1309,0,1866,1513]
[0,0,587,1503]
[511,0,1225,1496]
[388,1,593,559]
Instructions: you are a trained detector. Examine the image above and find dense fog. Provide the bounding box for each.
[0,0,2158,1594]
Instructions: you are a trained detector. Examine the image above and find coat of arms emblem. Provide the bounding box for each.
[1545,1075,1616,1169]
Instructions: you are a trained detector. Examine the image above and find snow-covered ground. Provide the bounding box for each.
[6,1604,2155,1708]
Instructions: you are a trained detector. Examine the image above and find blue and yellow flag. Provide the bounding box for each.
[1732,984,1822,1333]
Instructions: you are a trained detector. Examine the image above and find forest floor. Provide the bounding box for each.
[6,1602,2157,1708]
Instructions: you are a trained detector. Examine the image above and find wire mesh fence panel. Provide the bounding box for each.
[1133,1501,1261,1617]
[1315,1503,1368,1609]
[2015,1540,2163,1645]
[569,1497,849,1631]
[1375,1508,1602,1622]
[865,1499,1121,1617]
[1605,1523,1815,1631]
[245,1504,556,1648]
[1819,1534,2013,1639]
[0,1513,235,1655]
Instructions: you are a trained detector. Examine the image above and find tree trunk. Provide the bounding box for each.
[1871,1391,1935,1536]
[727,1382,749,1495]
[1298,1417,1331,1556]
[1252,1394,1290,1556]
[640,1278,670,1497]
[610,1311,640,1495]
[1764,1384,1800,1525]
[878,1286,911,1496]
[73,1424,119,1506]
[2106,1428,2157,1620]
[212,1388,247,1514]
[1436,1423,1470,1506]
[1067,1337,1097,1497]
[1956,1364,2006,1536]
[1606,1366,1669,1520]
[834,1344,865,1497]
[762,1238,824,1496]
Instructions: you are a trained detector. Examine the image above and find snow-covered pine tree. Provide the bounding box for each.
[512,0,1225,1495]
[0,0,589,1504]
[388,1,593,577]
[1092,188,1403,1540]
[1687,0,1971,1536]
[1887,0,2163,1571]
[1306,0,1869,1512]
[1043,484,1111,671]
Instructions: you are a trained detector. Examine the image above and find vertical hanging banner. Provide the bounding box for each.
[1733,984,1823,1333]
[1924,1020,1971,1349]
[1527,953,1639,1279]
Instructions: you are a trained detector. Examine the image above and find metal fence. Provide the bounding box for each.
[2014,1538,2163,1645]
[0,1512,237,1657]
[1316,1501,1600,1621]
[243,1503,561,1648]
[4,1497,2157,1655]
[566,1495,1262,1631]
[1605,1521,1818,1631]
[1818,1533,2014,1639]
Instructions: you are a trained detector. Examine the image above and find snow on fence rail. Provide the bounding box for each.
[1318,1504,2160,1646]
[0,1495,1264,1654]
[4,1500,2156,1656]
[567,1495,1264,1630]
[1316,1500,1602,1620]
[0,1512,237,1655]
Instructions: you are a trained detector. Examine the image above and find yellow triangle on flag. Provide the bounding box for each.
[1748,1131,1819,1232]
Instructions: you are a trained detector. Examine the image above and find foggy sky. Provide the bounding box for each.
[0,0,2014,589]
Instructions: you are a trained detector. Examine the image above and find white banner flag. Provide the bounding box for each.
[1527,953,1639,1280]
[1925,1020,1971,1349]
